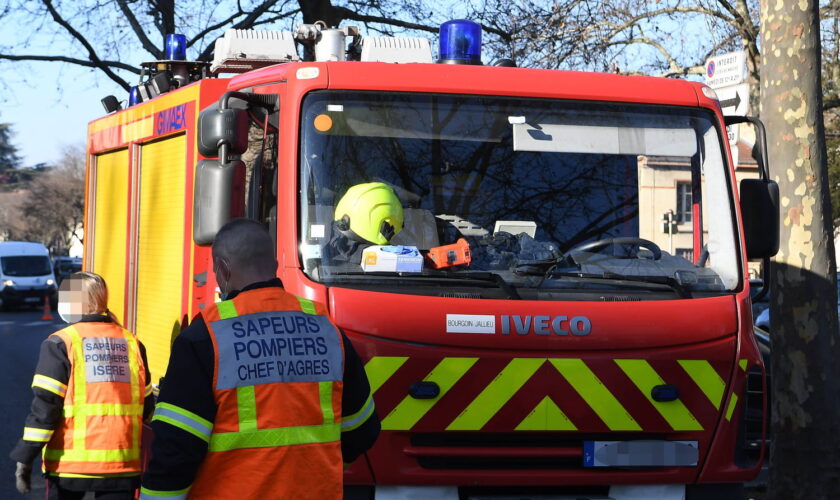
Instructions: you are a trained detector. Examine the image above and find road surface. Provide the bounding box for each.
[0,307,66,499]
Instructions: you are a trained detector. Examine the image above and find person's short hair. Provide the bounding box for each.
[213,218,276,273]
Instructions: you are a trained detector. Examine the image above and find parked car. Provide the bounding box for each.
[0,242,58,310]
[755,307,770,332]
[53,256,82,285]
[750,279,770,324]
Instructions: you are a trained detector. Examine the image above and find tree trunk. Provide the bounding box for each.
[760,1,840,498]
[157,0,176,42]
[300,0,341,27]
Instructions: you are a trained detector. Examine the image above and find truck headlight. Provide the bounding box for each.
[46,279,55,286]
[2,279,14,287]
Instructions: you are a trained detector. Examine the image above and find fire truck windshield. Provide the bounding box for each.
[299,91,740,300]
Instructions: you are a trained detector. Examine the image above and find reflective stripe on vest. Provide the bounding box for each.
[32,374,68,397]
[341,393,375,433]
[62,403,144,417]
[23,426,54,443]
[43,324,144,467]
[139,485,190,500]
[43,448,141,462]
[152,402,213,443]
[207,297,341,453]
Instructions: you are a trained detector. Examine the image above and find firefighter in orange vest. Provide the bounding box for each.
[140,219,380,499]
[10,272,154,499]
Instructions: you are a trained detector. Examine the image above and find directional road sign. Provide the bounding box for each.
[705,51,747,88]
[716,83,750,116]
[715,82,750,147]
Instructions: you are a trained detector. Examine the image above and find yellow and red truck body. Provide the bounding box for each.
[85,50,768,499]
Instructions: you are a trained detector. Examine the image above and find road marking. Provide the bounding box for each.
[23,321,52,326]
[0,321,14,326]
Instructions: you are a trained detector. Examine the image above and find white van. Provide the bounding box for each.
[0,242,57,310]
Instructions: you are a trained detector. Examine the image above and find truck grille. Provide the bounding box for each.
[736,366,767,468]
[599,296,641,302]
[408,432,666,471]
[438,292,482,299]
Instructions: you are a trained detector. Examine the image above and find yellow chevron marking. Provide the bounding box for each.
[550,359,641,431]
[382,357,478,430]
[725,393,739,421]
[739,359,748,371]
[615,359,703,431]
[515,396,577,431]
[678,360,725,410]
[364,356,408,393]
[447,358,545,431]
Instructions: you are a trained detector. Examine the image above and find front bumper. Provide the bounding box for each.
[1,286,55,304]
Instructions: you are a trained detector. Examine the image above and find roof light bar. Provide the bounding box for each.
[438,19,482,65]
[128,86,141,106]
[165,34,187,61]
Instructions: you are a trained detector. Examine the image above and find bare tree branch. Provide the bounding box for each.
[116,0,163,58]
[40,0,132,91]
[716,0,757,43]
[331,7,438,34]
[598,6,732,42]
[196,0,285,61]
[231,0,284,30]
[188,9,245,48]
[603,36,703,78]
[249,9,302,28]
[195,0,300,61]
[0,53,140,74]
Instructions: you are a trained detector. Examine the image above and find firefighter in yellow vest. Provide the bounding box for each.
[10,272,153,499]
[140,218,380,499]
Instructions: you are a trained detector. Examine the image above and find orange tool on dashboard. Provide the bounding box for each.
[426,238,472,269]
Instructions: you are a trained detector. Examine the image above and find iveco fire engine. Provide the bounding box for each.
[84,20,779,500]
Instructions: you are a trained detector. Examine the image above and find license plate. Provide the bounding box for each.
[469,496,611,500]
[583,440,698,467]
[24,297,41,303]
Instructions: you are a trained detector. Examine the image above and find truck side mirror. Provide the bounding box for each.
[740,178,779,260]
[193,160,246,245]
[197,107,249,158]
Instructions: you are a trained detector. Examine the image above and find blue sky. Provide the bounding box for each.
[2,61,117,166]
[0,3,724,168]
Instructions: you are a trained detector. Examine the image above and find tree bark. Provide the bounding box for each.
[760,1,840,498]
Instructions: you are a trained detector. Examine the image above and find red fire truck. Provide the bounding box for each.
[84,20,779,500]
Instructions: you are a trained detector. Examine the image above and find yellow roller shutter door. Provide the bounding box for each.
[92,150,129,324]
[136,135,187,383]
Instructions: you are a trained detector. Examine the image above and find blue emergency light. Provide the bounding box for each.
[128,86,141,106]
[438,20,482,65]
[165,34,187,61]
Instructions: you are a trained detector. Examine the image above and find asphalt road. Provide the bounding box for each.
[0,307,66,499]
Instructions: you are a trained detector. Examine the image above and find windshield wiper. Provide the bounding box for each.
[326,270,522,300]
[547,271,692,298]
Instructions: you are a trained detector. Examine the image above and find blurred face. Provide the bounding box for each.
[58,281,86,324]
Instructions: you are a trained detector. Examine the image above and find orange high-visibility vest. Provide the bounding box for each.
[43,321,148,476]
[188,287,345,499]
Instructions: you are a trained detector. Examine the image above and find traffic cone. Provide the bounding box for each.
[41,296,54,321]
